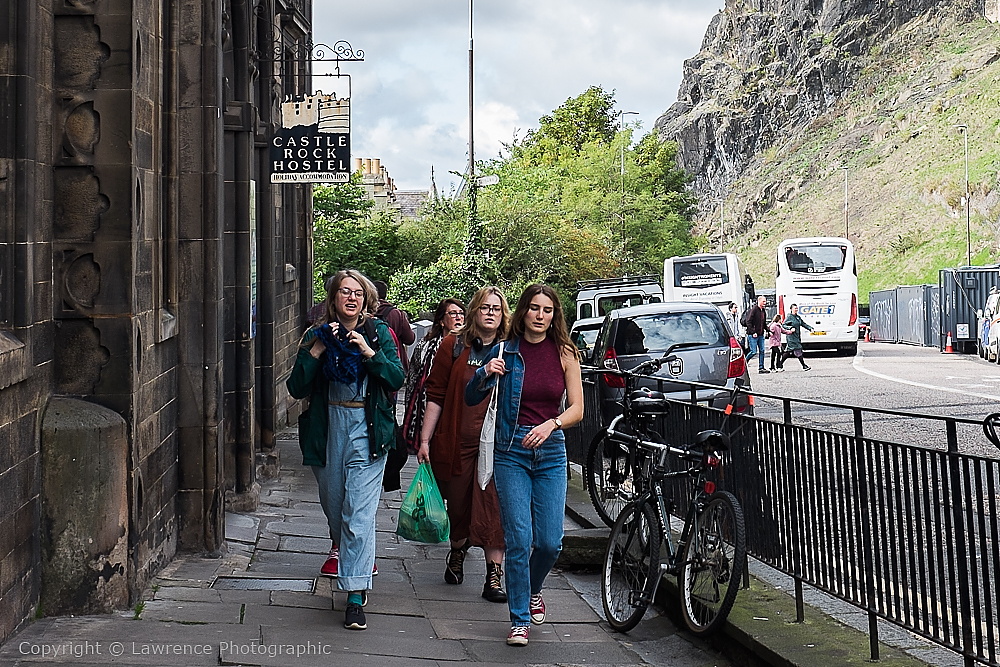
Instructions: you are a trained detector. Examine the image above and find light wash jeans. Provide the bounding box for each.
[747,333,766,369]
[493,425,567,627]
[312,378,386,592]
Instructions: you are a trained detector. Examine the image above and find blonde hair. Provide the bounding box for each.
[318,269,378,326]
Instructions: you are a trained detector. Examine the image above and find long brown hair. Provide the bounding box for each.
[509,283,576,356]
[459,286,510,348]
[426,298,466,340]
[317,269,378,326]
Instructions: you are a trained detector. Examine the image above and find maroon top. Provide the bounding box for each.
[517,336,565,426]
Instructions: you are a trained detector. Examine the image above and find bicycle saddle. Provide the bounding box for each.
[629,388,669,414]
[694,429,730,452]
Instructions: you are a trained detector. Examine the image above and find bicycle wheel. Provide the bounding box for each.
[679,490,746,636]
[586,430,638,526]
[602,500,661,632]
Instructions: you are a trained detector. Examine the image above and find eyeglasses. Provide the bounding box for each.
[337,287,365,299]
[445,310,465,317]
[478,304,502,314]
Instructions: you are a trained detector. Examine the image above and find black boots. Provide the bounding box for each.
[444,542,470,585]
[482,561,507,603]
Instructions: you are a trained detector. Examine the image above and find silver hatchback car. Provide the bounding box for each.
[590,302,752,422]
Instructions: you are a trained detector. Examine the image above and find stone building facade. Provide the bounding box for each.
[0,0,314,643]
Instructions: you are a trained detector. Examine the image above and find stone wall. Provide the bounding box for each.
[0,0,314,643]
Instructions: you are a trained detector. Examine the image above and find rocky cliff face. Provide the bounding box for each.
[655,0,983,201]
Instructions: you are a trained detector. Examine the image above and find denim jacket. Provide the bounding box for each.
[464,336,525,452]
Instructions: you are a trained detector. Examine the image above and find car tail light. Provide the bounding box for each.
[777,295,785,320]
[849,293,858,326]
[602,349,625,388]
[727,336,745,378]
[703,481,717,494]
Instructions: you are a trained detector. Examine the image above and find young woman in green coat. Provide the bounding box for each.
[286,269,404,631]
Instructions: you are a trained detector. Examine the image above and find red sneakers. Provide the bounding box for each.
[319,548,379,578]
[320,549,339,577]
[506,625,529,646]
[529,593,546,624]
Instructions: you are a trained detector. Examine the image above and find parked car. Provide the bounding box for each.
[590,302,752,423]
[571,316,606,364]
[857,315,870,340]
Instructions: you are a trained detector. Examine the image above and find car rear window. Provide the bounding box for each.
[613,312,727,355]
[572,323,602,348]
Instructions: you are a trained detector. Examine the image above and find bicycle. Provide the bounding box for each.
[586,341,705,526]
[600,354,747,636]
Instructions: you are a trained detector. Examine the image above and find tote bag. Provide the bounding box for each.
[477,341,503,490]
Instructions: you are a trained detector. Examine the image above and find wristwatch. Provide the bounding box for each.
[552,418,563,430]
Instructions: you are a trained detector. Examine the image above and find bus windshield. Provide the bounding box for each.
[672,256,730,288]
[784,244,847,274]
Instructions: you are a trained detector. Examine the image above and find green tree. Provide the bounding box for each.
[314,86,698,317]
[515,86,618,164]
[312,175,404,296]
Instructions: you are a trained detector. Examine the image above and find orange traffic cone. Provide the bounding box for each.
[864,327,870,343]
[944,331,955,354]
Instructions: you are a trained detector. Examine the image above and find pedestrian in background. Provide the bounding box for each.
[286,269,404,631]
[745,295,769,374]
[781,304,814,371]
[724,301,745,350]
[767,313,792,371]
[373,280,415,372]
[417,287,510,604]
[466,284,583,647]
[401,298,465,452]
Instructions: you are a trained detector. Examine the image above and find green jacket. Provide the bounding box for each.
[286,318,404,466]
[782,313,814,351]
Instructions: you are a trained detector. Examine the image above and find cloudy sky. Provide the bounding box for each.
[313,1,725,193]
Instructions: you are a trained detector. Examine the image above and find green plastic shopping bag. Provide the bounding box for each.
[396,462,450,543]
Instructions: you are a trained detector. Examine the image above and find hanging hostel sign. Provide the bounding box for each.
[270,94,351,183]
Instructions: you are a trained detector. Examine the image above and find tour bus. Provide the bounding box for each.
[662,253,751,318]
[775,237,859,354]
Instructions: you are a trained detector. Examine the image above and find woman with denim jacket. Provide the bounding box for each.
[286,269,404,632]
[465,284,583,647]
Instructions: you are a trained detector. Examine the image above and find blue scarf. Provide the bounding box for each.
[314,323,367,390]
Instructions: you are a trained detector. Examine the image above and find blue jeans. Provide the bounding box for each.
[493,425,567,627]
[312,380,387,592]
[747,333,766,369]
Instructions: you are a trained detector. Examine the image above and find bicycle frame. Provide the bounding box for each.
[614,435,718,608]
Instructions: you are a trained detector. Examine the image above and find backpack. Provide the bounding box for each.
[739,307,752,328]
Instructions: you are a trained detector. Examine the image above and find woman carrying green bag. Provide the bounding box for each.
[286,269,404,632]
[417,286,510,604]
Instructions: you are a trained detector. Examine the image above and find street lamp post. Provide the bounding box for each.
[955,124,971,266]
[717,199,725,252]
[842,166,849,239]
[462,0,483,281]
[619,111,638,254]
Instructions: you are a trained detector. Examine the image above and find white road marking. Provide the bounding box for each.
[853,350,1000,402]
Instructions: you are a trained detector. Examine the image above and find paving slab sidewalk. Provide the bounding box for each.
[2,430,726,667]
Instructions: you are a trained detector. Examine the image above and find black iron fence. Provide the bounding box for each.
[568,370,1000,667]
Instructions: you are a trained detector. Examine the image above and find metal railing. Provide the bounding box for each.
[568,369,1000,667]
